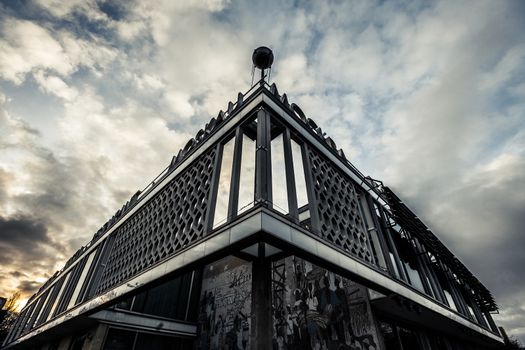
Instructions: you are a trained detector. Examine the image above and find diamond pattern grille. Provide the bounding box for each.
[307,146,374,264]
[96,147,217,294]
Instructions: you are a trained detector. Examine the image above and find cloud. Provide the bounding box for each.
[33,71,78,101]
[0,215,50,262]
[17,280,42,294]
[0,19,73,84]
[164,90,195,119]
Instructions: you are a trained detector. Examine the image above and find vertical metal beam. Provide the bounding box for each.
[205,143,223,232]
[228,127,243,219]
[251,243,272,350]
[282,128,298,220]
[255,109,271,205]
[301,143,321,234]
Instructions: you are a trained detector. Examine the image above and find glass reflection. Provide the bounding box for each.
[291,140,308,208]
[271,132,288,214]
[213,138,235,228]
[238,134,256,214]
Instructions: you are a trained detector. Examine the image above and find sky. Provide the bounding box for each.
[0,0,524,343]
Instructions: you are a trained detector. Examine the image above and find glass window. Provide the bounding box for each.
[213,137,235,228]
[123,270,200,321]
[271,132,288,214]
[444,289,458,312]
[69,333,88,350]
[27,293,47,329]
[291,139,308,208]
[135,333,193,350]
[398,326,422,350]
[103,329,136,350]
[425,276,435,298]
[37,286,57,325]
[389,252,400,279]
[68,251,96,309]
[132,273,192,319]
[482,313,494,331]
[378,321,401,350]
[47,271,72,319]
[405,262,425,293]
[238,132,256,214]
[115,297,133,310]
[467,305,476,320]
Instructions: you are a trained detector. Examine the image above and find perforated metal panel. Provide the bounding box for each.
[96,147,217,293]
[306,146,374,264]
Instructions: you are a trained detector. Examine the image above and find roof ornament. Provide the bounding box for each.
[251,46,274,85]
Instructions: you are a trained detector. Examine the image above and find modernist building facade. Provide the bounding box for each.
[3,67,503,350]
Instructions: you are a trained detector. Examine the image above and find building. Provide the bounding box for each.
[3,48,503,350]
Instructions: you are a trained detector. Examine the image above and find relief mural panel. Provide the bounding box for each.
[272,256,381,350]
[197,256,252,350]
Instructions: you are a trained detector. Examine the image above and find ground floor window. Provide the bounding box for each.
[103,328,193,350]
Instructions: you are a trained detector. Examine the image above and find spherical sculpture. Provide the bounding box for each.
[252,46,274,70]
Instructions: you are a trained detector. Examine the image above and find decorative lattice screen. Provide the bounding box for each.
[96,147,217,293]
[307,146,374,264]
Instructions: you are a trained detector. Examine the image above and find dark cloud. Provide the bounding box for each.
[0,215,50,263]
[17,279,41,294]
[9,271,27,279]
[0,215,49,247]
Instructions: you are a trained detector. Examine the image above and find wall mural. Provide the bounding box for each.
[272,256,380,350]
[197,256,252,350]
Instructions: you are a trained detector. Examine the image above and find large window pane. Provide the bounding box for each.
[103,329,136,350]
[213,138,235,228]
[126,270,197,321]
[34,290,52,326]
[291,140,308,208]
[444,289,458,312]
[271,132,288,214]
[405,262,425,293]
[238,133,256,214]
[47,271,71,319]
[68,251,96,308]
[389,252,400,279]
[135,333,193,350]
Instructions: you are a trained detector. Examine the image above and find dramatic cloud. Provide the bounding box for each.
[0,0,523,343]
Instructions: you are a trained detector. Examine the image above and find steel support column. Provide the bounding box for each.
[255,109,271,205]
[251,243,272,350]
